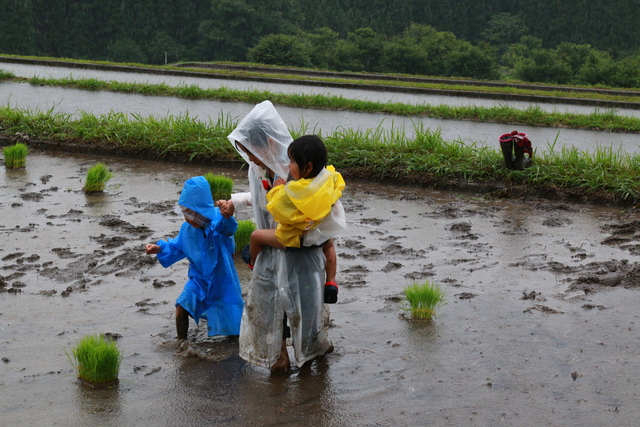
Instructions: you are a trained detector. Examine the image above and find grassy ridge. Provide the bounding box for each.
[2,69,640,133]
[2,106,639,204]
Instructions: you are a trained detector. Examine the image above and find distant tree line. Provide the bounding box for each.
[1,0,640,87]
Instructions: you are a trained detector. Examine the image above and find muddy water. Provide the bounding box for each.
[2,82,640,156]
[3,151,640,426]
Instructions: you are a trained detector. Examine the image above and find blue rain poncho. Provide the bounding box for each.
[228,101,343,368]
[155,176,244,336]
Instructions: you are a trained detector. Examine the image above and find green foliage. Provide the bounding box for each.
[480,13,529,55]
[235,220,256,253]
[147,32,186,65]
[1,0,640,81]
[514,49,572,84]
[3,142,29,168]
[67,334,122,386]
[377,24,499,79]
[508,41,640,88]
[83,162,113,193]
[204,173,233,201]
[502,36,543,69]
[346,27,385,71]
[108,38,148,64]
[610,53,640,88]
[445,43,500,80]
[0,0,37,55]
[379,36,430,75]
[306,27,340,69]
[247,34,311,68]
[404,280,446,320]
[199,0,300,62]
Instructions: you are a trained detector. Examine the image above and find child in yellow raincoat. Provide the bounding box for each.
[249,135,345,290]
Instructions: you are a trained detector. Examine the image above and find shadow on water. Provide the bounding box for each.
[73,381,122,418]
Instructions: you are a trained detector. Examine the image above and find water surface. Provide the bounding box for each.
[2,151,640,426]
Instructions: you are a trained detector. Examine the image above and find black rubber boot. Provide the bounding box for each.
[324,281,338,304]
[500,141,515,170]
[513,143,527,170]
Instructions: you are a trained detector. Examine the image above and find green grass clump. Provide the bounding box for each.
[235,220,256,252]
[83,162,113,193]
[0,69,15,81]
[67,333,122,387]
[204,172,233,201]
[404,280,446,320]
[3,142,29,168]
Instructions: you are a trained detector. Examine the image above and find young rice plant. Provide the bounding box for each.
[67,333,122,387]
[204,172,233,201]
[83,162,113,193]
[3,142,29,168]
[235,220,256,253]
[404,280,446,320]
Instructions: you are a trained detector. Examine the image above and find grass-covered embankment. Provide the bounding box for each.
[1,106,639,205]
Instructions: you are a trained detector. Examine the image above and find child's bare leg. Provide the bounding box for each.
[323,239,339,303]
[323,239,337,283]
[270,339,291,373]
[250,229,283,265]
[175,304,189,340]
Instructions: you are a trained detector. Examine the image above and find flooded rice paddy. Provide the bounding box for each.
[2,61,640,155]
[5,61,636,116]
[3,150,640,426]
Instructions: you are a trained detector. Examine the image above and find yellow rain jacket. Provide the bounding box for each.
[266,165,345,247]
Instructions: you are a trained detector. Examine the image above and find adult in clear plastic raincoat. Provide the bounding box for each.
[223,100,346,371]
[147,176,244,338]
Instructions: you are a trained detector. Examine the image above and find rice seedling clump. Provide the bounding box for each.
[204,172,233,201]
[3,143,29,168]
[83,162,113,193]
[235,220,256,252]
[404,280,446,320]
[68,333,122,387]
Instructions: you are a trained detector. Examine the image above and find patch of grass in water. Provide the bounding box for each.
[3,142,29,168]
[404,280,446,320]
[67,333,122,387]
[83,162,113,193]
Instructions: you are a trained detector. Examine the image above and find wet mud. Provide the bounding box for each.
[3,150,640,425]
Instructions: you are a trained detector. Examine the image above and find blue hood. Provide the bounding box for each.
[178,176,218,221]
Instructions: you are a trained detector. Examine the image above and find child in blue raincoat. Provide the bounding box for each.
[145,176,244,340]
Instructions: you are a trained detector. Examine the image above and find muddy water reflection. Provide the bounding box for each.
[3,151,640,426]
[2,82,639,155]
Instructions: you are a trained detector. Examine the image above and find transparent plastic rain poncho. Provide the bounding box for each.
[155,176,244,336]
[228,100,345,368]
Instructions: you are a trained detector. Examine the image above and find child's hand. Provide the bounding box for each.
[217,199,235,218]
[273,177,286,187]
[145,244,160,255]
